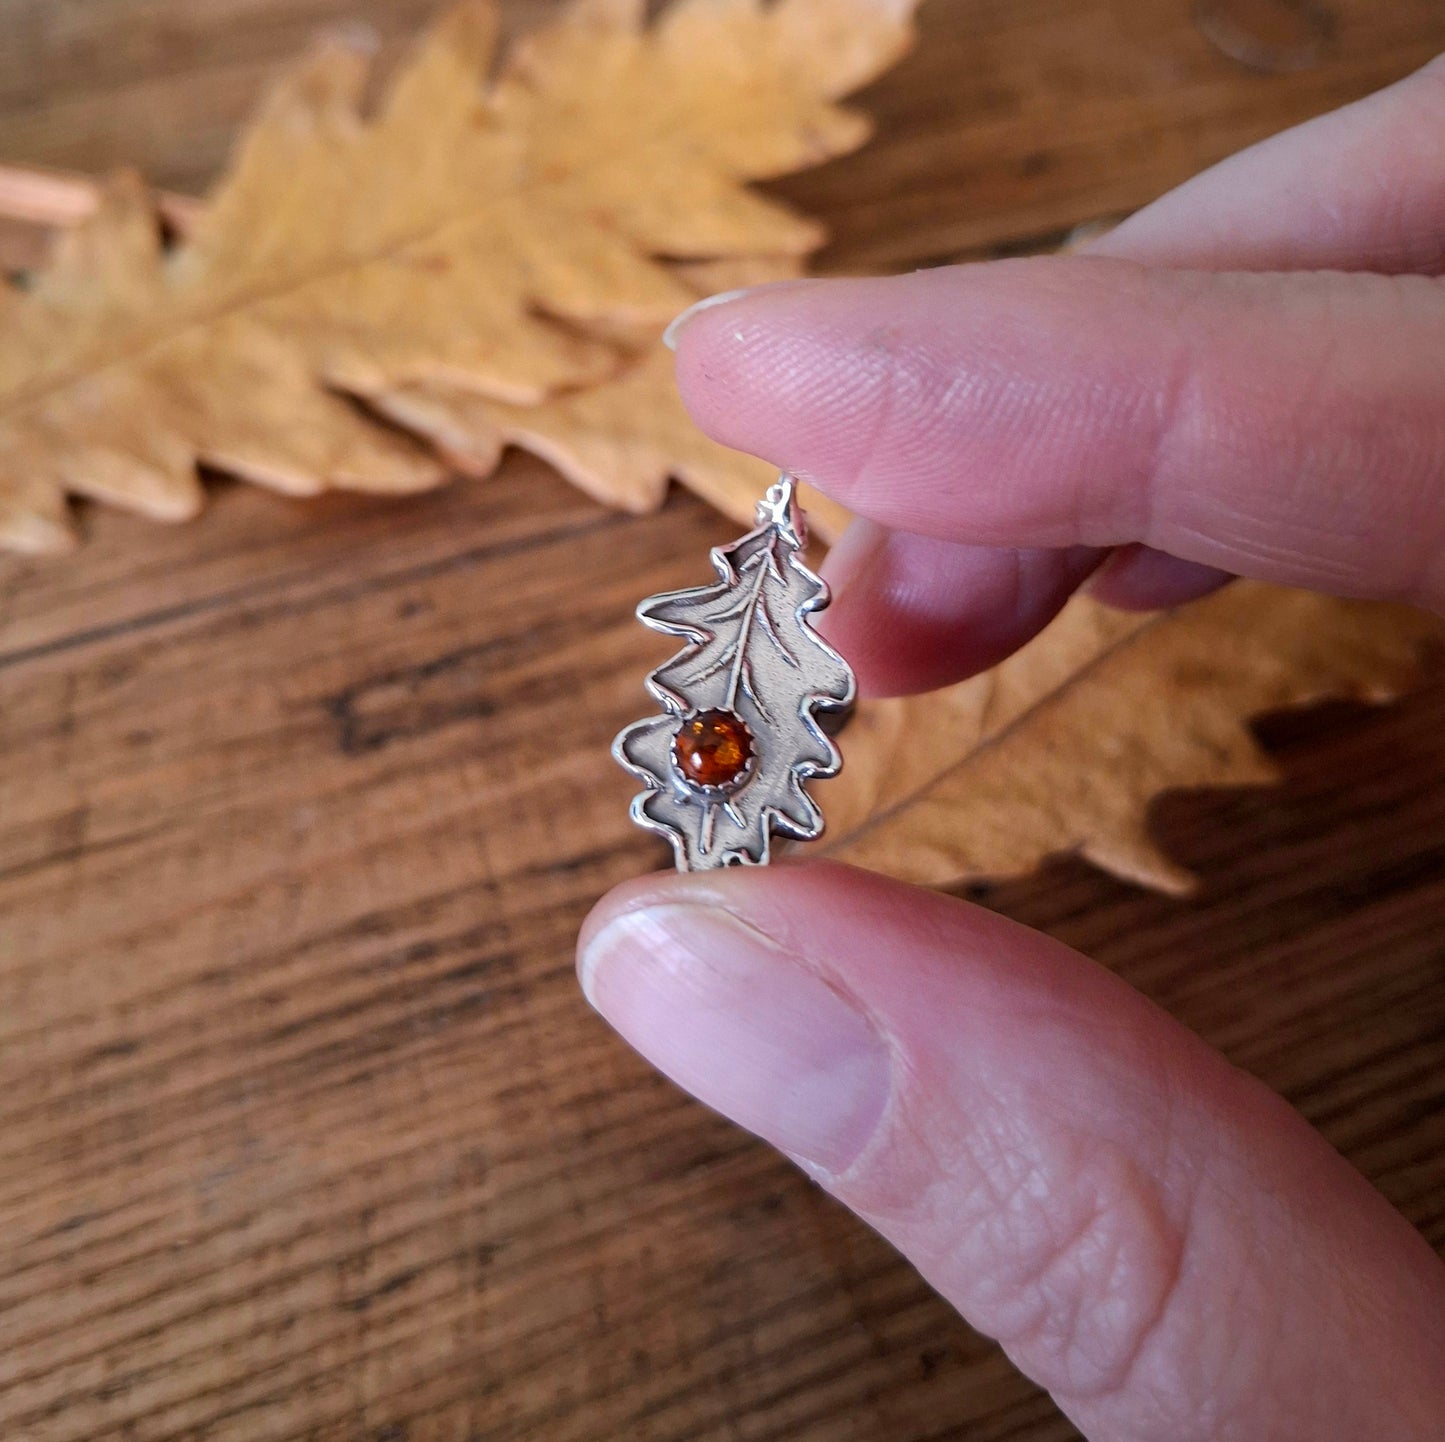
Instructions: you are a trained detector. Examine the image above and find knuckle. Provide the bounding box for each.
[992,1142,1190,1403]
[845,1043,1300,1436]
[889,1102,1199,1403]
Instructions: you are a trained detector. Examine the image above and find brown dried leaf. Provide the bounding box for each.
[378,255,853,541]
[819,585,1443,893]
[0,0,913,553]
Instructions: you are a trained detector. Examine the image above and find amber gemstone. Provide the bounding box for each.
[673,709,754,790]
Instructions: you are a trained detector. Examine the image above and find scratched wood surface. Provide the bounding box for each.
[2,2,1444,1439]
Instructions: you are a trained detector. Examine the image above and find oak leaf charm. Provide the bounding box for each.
[615,476,855,870]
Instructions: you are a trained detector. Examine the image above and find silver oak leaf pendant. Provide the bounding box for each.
[614,474,856,871]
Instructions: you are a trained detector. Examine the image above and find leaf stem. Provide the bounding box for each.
[725,538,773,711]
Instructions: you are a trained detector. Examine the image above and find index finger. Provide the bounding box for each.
[672,258,1445,609]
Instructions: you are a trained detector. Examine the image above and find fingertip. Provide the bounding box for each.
[670,274,841,480]
[576,864,893,1174]
[1087,544,1234,610]
[576,867,687,997]
[819,521,1103,695]
[669,258,1164,539]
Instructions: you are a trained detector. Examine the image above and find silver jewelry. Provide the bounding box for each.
[614,474,855,871]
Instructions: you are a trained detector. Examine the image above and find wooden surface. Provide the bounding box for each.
[3,2,1445,1438]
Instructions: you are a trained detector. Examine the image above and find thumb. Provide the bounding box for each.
[579,863,1445,1442]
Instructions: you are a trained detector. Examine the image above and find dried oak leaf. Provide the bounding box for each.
[818,584,1443,894]
[0,0,912,553]
[378,255,853,542]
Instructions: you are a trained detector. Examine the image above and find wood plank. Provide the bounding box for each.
[0,0,551,194]
[1,0,1443,262]
[1,2,1443,1439]
[809,0,1445,268]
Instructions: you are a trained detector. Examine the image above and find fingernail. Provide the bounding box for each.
[579,902,890,1174]
[662,288,755,350]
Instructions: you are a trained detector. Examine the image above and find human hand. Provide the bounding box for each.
[579,59,1445,1441]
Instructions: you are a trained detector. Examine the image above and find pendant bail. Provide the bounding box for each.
[755,473,806,546]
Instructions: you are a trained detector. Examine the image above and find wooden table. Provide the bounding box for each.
[3,2,1444,1438]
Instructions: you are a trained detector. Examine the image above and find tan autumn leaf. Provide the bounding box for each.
[0,0,911,554]
[378,255,853,542]
[819,584,1443,894]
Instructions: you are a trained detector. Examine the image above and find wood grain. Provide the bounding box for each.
[2,2,1444,1439]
